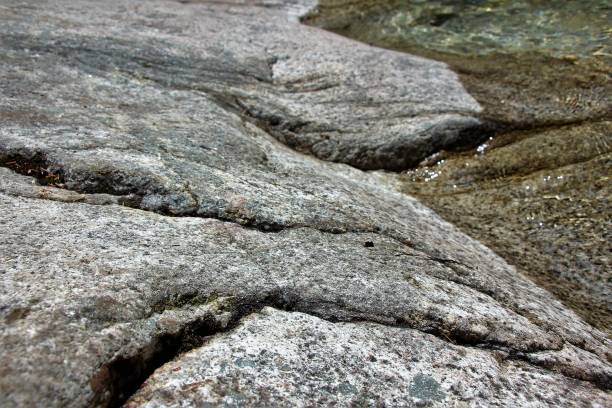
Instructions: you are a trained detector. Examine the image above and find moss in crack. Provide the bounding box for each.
[150,292,221,315]
[89,292,295,407]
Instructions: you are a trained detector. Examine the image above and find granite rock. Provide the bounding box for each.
[1,174,610,406]
[0,0,481,171]
[0,0,609,407]
[126,307,612,407]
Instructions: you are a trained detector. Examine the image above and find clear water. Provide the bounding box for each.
[309,0,612,59]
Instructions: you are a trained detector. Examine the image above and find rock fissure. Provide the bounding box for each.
[1,152,65,187]
[1,1,610,406]
[0,127,604,378]
[94,294,601,408]
[0,158,599,366]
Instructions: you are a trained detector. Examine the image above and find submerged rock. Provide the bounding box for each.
[397,121,612,334]
[0,0,609,407]
[306,0,611,60]
[306,0,612,126]
[307,0,612,333]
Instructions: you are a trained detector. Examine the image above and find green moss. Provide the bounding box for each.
[151,291,221,314]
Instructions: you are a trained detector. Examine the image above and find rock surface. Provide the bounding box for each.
[126,307,611,407]
[3,185,610,406]
[0,0,610,407]
[0,0,481,171]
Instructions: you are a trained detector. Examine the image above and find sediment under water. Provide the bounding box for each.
[306,0,612,333]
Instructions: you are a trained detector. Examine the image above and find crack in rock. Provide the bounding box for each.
[120,307,612,407]
[1,159,594,366]
[1,190,611,408]
[88,293,609,407]
[0,150,609,374]
[0,1,610,407]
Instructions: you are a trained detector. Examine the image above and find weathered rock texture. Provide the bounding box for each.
[0,0,481,171]
[3,176,610,406]
[126,307,611,407]
[0,0,610,407]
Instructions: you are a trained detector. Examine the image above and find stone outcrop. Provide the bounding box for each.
[0,0,609,407]
[126,308,611,407]
[0,0,481,171]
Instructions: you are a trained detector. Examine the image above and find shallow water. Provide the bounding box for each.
[306,0,612,332]
[307,0,612,126]
[308,0,611,59]
[398,122,611,333]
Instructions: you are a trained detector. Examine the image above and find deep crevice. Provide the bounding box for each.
[1,152,65,187]
[90,290,611,407]
[0,154,603,368]
[90,293,299,407]
[90,313,222,408]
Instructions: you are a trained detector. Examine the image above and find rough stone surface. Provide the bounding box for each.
[126,307,611,407]
[1,177,611,406]
[0,0,610,407]
[0,0,481,171]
